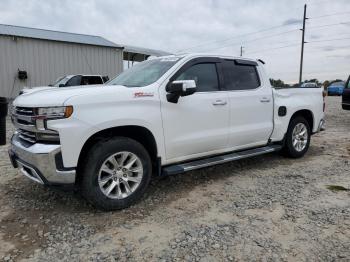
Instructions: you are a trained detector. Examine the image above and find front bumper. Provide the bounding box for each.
[9,134,76,185]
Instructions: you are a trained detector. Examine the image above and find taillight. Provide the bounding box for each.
[323,93,326,112]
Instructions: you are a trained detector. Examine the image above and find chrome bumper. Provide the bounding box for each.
[9,134,76,185]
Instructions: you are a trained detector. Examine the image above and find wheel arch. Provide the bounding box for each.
[76,125,159,184]
[290,109,314,132]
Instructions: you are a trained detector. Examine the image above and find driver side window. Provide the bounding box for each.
[176,63,219,92]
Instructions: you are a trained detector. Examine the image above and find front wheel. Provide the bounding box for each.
[282,116,311,158]
[80,137,152,210]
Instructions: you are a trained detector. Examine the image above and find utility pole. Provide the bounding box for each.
[240,46,244,56]
[299,4,307,85]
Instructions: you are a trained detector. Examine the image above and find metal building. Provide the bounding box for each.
[0,24,170,98]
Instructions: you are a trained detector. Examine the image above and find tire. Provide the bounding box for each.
[282,116,311,158]
[80,137,152,211]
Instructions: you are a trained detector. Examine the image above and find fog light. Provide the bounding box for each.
[36,132,60,142]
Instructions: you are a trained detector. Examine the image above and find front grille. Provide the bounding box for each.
[12,106,36,127]
[15,107,35,116]
[18,129,37,144]
[12,106,59,145]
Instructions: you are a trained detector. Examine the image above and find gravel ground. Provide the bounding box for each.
[0,96,349,261]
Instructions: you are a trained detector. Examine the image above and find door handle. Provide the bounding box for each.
[260,97,271,103]
[212,100,227,106]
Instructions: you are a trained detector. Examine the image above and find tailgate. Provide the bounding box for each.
[342,75,350,110]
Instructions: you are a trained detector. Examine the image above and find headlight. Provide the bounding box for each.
[36,106,73,119]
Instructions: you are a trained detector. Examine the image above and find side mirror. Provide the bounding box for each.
[166,80,197,103]
[58,84,66,87]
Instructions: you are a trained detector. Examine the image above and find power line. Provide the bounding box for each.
[247,36,350,55]
[202,21,350,54]
[248,43,300,55]
[305,0,333,6]
[308,36,350,43]
[176,23,300,52]
[202,28,300,52]
[308,21,350,29]
[309,11,350,19]
[180,19,350,54]
[177,15,350,53]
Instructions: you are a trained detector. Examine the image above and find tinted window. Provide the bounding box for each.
[83,76,103,85]
[223,61,260,90]
[176,63,219,92]
[66,76,82,86]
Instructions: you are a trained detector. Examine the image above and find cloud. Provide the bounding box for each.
[310,34,321,39]
[0,0,349,82]
[282,18,302,26]
[322,46,335,51]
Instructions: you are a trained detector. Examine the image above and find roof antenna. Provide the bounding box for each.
[258,59,265,64]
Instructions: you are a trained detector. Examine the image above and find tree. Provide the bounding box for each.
[323,80,330,89]
[304,79,320,85]
[270,78,289,88]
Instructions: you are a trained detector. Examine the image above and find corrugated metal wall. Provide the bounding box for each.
[0,36,123,98]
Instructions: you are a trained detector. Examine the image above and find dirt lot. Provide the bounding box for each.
[0,96,349,261]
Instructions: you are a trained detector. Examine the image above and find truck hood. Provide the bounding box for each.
[13,85,120,107]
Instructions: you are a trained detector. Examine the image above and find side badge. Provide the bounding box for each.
[134,92,154,98]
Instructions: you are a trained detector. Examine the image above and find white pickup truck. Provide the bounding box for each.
[9,54,325,210]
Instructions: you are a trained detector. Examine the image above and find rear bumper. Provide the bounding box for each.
[317,119,326,132]
[9,134,76,185]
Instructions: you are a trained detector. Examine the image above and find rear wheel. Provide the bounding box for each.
[282,116,311,158]
[80,137,152,210]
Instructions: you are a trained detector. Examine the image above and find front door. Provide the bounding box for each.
[160,60,230,163]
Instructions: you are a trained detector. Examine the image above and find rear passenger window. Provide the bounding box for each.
[223,61,260,90]
[176,63,219,92]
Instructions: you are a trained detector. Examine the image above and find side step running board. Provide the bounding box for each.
[161,145,282,176]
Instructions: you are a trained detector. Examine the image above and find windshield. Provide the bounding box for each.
[53,76,70,87]
[108,57,182,87]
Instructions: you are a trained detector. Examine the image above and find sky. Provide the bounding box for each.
[1,0,349,83]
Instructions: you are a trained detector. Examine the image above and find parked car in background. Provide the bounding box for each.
[300,82,319,88]
[342,76,350,110]
[327,81,345,96]
[9,54,325,210]
[53,75,109,87]
[19,75,109,95]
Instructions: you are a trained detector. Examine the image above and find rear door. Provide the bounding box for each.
[342,75,350,110]
[222,60,274,149]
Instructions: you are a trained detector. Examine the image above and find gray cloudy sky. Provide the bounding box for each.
[1,0,349,83]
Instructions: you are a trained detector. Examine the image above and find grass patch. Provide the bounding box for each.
[326,185,350,192]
